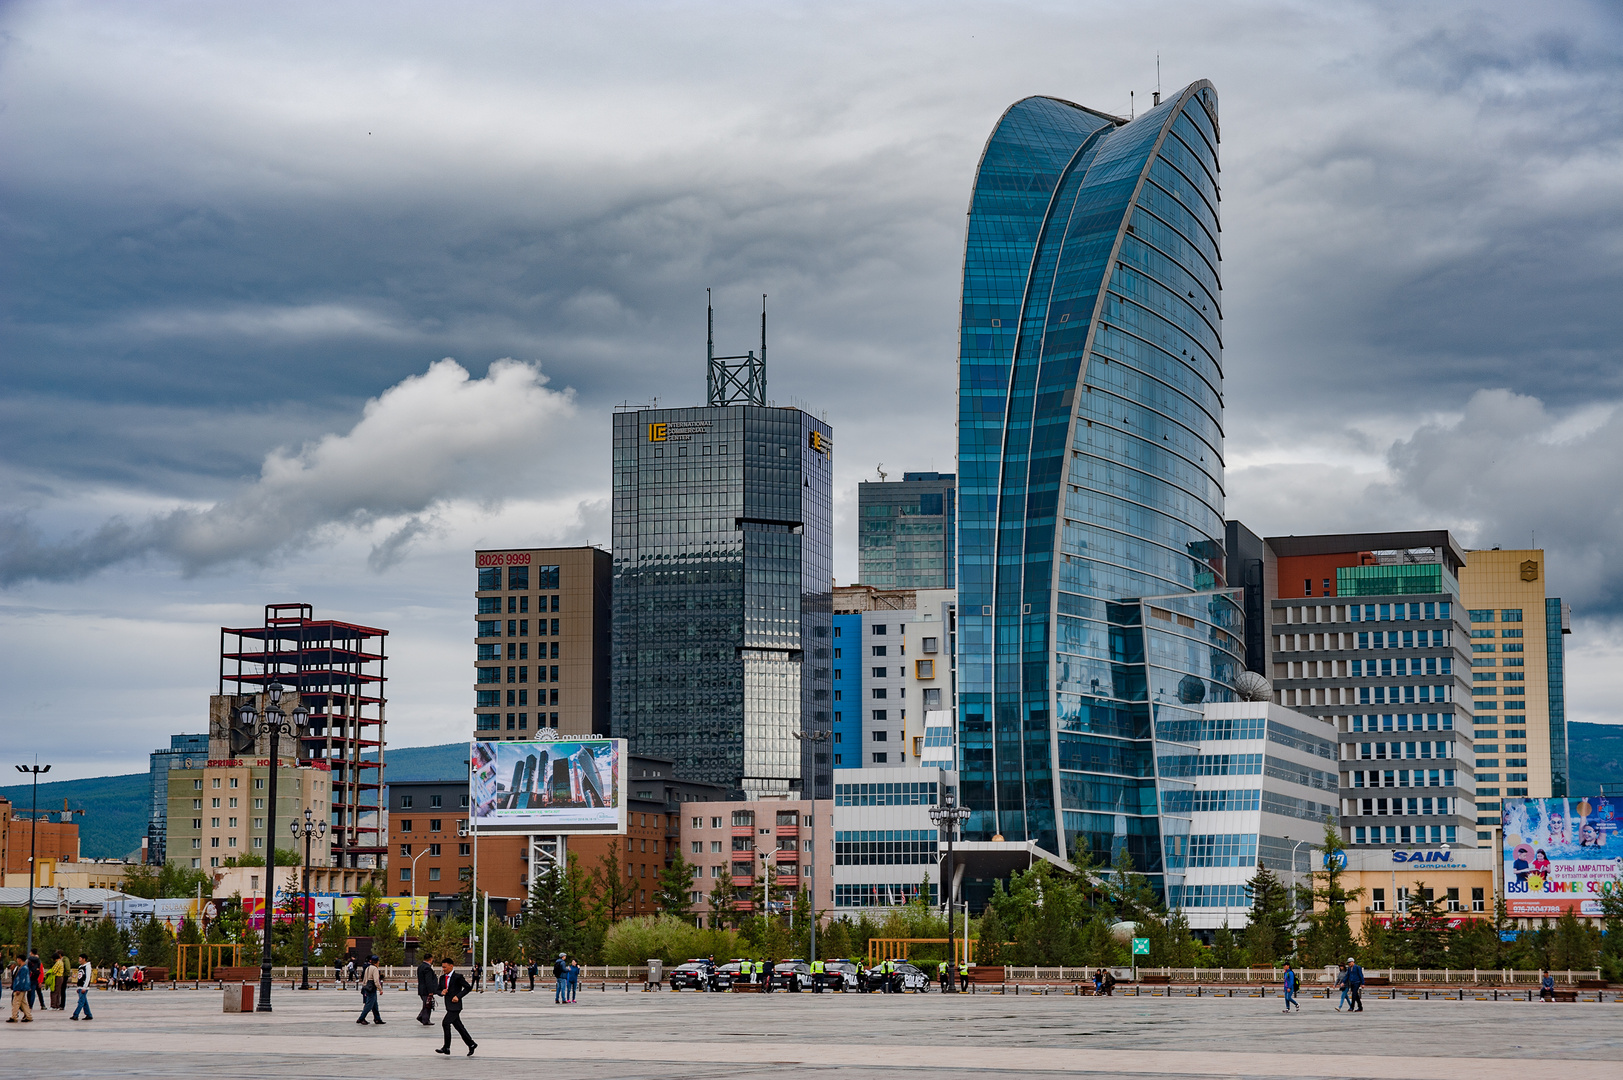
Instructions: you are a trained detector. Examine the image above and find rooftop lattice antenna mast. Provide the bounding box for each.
[707,289,767,406]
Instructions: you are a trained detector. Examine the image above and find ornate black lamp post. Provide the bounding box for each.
[928,790,971,992]
[236,682,308,1012]
[13,762,50,957]
[289,806,327,990]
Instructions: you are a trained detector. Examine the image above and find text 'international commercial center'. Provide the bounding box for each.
[611,304,834,801]
[958,84,1238,881]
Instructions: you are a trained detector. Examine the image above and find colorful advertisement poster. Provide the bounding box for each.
[1502,796,1623,916]
[470,737,625,833]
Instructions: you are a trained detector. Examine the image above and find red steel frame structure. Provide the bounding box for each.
[220,603,388,868]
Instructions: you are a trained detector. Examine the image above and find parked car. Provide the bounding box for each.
[816,959,861,992]
[668,959,717,991]
[858,961,929,993]
[769,959,813,991]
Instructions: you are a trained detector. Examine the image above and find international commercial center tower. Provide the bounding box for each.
[957,84,1241,880]
[611,308,834,801]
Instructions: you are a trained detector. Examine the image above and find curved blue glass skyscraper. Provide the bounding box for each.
[957,83,1243,888]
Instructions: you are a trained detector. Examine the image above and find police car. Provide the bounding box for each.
[667,959,718,991]
[857,960,929,993]
[815,959,861,992]
[714,959,753,990]
[767,959,816,991]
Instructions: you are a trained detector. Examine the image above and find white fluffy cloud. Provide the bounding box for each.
[0,358,579,581]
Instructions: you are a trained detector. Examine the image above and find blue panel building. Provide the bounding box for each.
[956,84,1243,890]
[832,611,863,768]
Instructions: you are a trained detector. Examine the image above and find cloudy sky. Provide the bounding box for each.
[3,0,1621,779]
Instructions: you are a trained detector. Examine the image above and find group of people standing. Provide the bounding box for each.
[552,954,581,1003]
[5,950,97,1022]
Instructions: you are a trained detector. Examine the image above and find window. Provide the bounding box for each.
[429,843,441,856]
[1471,887,1485,913]
[400,844,411,856]
[712,817,723,828]
[400,819,412,832]
[1501,609,1522,621]
[872,730,887,741]
[872,624,887,635]
[429,819,442,832]
[508,565,528,590]
[871,645,887,656]
[212,778,221,788]
[212,798,221,808]
[1371,887,1385,912]
[211,817,220,828]
[1469,609,1495,623]
[478,567,501,590]
[871,709,887,721]
[459,843,471,856]
[400,868,412,882]
[871,752,888,763]
[871,688,887,699]
[430,794,443,808]
[429,868,441,882]
[922,636,939,653]
[915,659,935,678]
[401,795,414,809]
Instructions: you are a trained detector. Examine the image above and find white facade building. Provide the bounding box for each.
[831,764,954,912]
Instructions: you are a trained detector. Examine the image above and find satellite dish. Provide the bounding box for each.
[1234,671,1273,702]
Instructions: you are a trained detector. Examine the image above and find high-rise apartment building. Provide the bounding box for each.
[857,472,956,589]
[830,585,957,772]
[956,85,1239,878]
[146,733,209,864]
[473,546,612,740]
[1258,531,1479,848]
[1459,549,1571,805]
[611,334,833,799]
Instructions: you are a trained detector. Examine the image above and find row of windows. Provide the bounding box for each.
[832,782,938,806]
[1265,725,1338,760]
[1172,833,1257,868]
[1163,788,1260,813]
[1471,629,1525,639]
[1359,685,1452,705]
[1353,797,1455,818]
[475,689,561,708]
[1166,884,1250,909]
[833,883,935,907]
[1350,656,1453,675]
[1278,602,1453,625]
[1261,791,1338,822]
[1469,609,1523,623]
[1355,741,1454,760]
[477,594,563,614]
[476,619,564,638]
[478,642,562,660]
[1349,768,1457,788]
[1348,713,1455,733]
[1353,825,1459,847]
[833,830,939,865]
[474,665,562,684]
[1277,629,1452,653]
[1264,760,1339,792]
[1158,753,1261,777]
[1476,786,1530,796]
[477,565,561,591]
[474,712,561,731]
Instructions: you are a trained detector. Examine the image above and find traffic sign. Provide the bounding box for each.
[1131,937,1150,955]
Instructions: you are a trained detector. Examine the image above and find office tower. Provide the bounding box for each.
[1258,531,1478,847]
[1460,549,1571,805]
[219,604,387,868]
[1170,700,1339,931]
[611,310,833,799]
[146,733,209,864]
[857,472,956,589]
[473,546,612,740]
[956,84,1239,874]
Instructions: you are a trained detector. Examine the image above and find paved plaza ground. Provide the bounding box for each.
[6,983,1619,1079]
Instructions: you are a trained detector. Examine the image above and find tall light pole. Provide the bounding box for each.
[236,682,309,1012]
[458,820,479,982]
[929,790,970,991]
[13,762,50,957]
[791,729,829,963]
[288,806,327,990]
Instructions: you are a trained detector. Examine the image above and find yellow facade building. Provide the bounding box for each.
[1458,550,1571,839]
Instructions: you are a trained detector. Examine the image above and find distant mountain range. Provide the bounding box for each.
[0,742,470,860]
[5,729,1620,861]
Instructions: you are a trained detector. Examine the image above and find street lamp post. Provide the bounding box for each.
[288,807,327,990]
[928,790,971,992]
[236,682,309,1012]
[791,729,829,964]
[13,762,50,957]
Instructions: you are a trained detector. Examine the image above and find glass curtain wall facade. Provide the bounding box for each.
[957,84,1240,881]
[611,405,833,799]
[857,472,957,589]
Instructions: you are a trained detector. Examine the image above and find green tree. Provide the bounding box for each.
[656,847,697,919]
[418,916,470,965]
[316,911,350,966]
[121,862,214,900]
[222,849,300,867]
[86,918,121,968]
[1212,919,1243,968]
[706,872,735,931]
[1550,909,1598,972]
[589,840,635,924]
[1299,818,1361,966]
[135,917,174,968]
[975,904,1007,968]
[1357,907,1392,969]
[522,859,588,962]
[1393,882,1450,969]
[1242,861,1295,963]
[1599,876,1623,982]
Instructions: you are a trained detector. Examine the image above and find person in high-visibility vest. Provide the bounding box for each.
[937,960,950,991]
[880,958,896,994]
[810,959,825,994]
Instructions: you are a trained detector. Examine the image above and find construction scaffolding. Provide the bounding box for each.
[220,603,388,869]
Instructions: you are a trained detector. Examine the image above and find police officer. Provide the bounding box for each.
[762,958,775,994]
[810,958,825,993]
[880,958,895,994]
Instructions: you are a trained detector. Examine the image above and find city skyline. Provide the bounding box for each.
[4,2,1623,780]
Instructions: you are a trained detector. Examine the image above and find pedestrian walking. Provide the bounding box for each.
[1334,963,1349,1010]
[553,953,567,1003]
[434,959,476,1057]
[26,951,44,1011]
[566,956,580,1002]
[527,957,537,992]
[7,954,33,1023]
[1281,963,1300,1012]
[356,954,385,1025]
[70,954,93,1022]
[1345,957,1364,1012]
[415,953,438,1025]
[47,952,66,1010]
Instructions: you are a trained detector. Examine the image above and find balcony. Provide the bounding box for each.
[775,823,798,839]
[731,825,755,839]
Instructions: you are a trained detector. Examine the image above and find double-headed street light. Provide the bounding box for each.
[928,791,971,992]
[288,806,327,990]
[236,682,308,1012]
[791,729,829,964]
[13,762,50,958]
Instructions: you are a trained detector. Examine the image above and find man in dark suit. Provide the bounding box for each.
[415,953,437,1025]
[435,959,476,1056]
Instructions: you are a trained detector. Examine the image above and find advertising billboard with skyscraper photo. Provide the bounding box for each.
[469,738,626,833]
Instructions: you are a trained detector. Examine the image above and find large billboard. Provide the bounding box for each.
[470,737,626,834]
[1502,796,1623,916]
